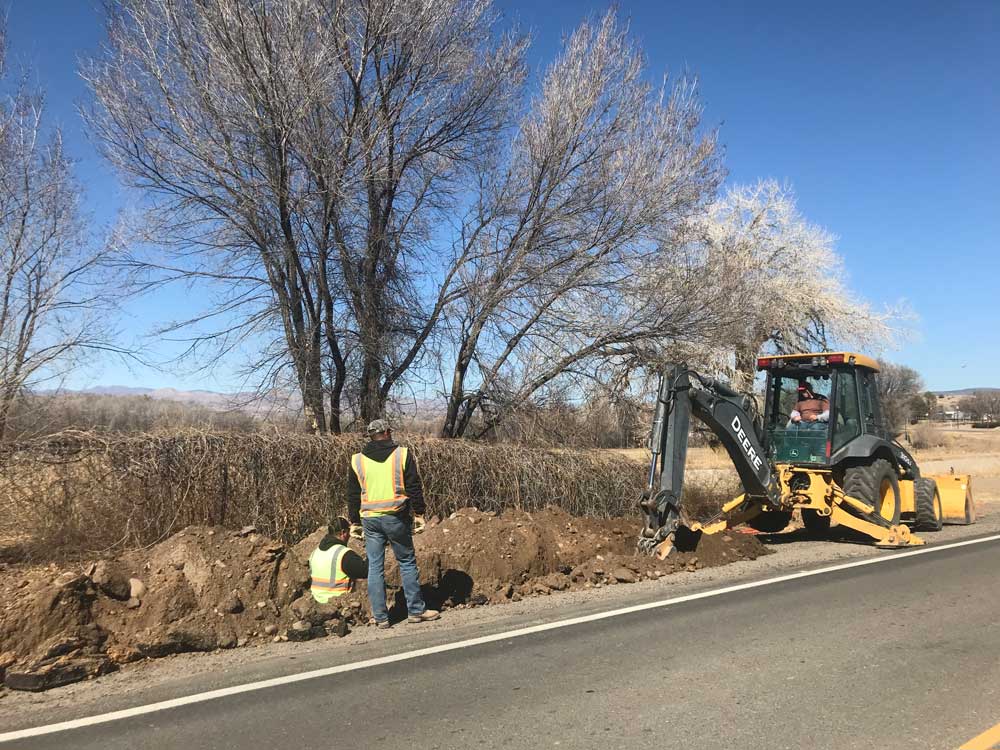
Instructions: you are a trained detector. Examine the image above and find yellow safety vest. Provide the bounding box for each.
[351,446,409,517]
[308,543,352,603]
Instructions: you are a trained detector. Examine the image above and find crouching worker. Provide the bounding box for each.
[308,517,368,604]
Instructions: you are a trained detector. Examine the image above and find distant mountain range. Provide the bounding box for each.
[934,388,1000,396]
[59,386,445,418]
[79,386,238,405]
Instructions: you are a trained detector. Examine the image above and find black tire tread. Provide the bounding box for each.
[913,477,943,531]
[842,458,900,524]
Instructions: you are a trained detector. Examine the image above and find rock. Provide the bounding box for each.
[5,656,117,692]
[264,624,279,636]
[126,598,141,609]
[163,627,219,653]
[611,567,637,584]
[328,619,349,638]
[91,560,131,600]
[290,594,325,625]
[218,633,238,649]
[54,571,88,590]
[129,578,147,599]
[536,573,570,592]
[286,620,323,642]
[220,592,244,614]
[237,525,257,537]
[105,645,141,664]
[40,636,87,660]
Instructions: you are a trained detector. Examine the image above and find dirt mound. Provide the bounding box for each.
[0,510,768,691]
[409,507,767,605]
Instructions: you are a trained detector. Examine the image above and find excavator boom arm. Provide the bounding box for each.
[639,364,779,552]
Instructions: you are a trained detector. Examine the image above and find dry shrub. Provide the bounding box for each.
[681,473,743,523]
[0,431,646,560]
[909,423,947,450]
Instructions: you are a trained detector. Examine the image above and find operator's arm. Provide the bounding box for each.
[818,397,830,422]
[341,549,368,580]
[346,468,362,525]
[403,451,426,516]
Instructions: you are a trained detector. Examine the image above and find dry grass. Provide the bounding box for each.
[0,430,648,560]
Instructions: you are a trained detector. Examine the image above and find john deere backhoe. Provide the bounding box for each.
[638,352,975,558]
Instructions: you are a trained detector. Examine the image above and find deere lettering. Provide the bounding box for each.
[730,415,763,471]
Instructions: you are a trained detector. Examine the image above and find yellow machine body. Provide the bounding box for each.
[925,474,975,524]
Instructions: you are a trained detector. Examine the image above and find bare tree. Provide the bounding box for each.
[83,0,526,430]
[0,33,120,442]
[694,181,908,387]
[876,361,924,436]
[439,12,723,437]
[958,390,1000,422]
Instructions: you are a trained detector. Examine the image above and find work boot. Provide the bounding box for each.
[407,610,440,624]
[371,618,391,629]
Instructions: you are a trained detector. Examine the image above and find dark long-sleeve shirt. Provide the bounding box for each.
[346,439,425,524]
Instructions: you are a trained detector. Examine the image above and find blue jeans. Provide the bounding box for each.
[362,514,426,622]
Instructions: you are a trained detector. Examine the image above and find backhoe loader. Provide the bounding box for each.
[638,352,975,558]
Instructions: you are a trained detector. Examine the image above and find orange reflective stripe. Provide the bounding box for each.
[352,453,368,502]
[393,447,407,498]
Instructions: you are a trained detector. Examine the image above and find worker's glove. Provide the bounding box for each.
[412,515,426,535]
[349,524,364,540]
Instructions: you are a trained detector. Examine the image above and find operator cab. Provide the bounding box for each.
[757,352,884,467]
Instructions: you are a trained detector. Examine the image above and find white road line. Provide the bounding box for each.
[3,532,999,744]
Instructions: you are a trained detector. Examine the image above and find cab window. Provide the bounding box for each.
[833,369,861,450]
[859,371,879,435]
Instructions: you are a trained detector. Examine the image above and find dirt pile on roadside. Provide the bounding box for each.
[409,507,767,604]
[0,510,768,692]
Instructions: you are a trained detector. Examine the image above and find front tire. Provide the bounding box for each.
[913,478,943,531]
[842,458,901,524]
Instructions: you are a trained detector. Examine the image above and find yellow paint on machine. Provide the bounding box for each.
[932,473,976,524]
[958,720,1000,749]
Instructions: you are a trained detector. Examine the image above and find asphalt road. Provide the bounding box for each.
[5,537,1000,749]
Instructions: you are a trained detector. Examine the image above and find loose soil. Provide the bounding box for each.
[0,507,767,692]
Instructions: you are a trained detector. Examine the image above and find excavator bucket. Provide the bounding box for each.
[929,474,975,524]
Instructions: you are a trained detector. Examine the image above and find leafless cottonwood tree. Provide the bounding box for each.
[0,31,119,442]
[438,14,724,437]
[84,2,730,434]
[84,0,525,431]
[691,180,906,388]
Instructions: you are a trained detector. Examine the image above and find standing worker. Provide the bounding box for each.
[347,419,440,628]
[308,517,368,603]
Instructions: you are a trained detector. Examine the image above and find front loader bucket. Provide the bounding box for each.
[929,474,975,524]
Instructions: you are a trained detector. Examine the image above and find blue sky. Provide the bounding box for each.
[5,0,999,391]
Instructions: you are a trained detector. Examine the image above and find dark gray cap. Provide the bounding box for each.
[366,418,391,435]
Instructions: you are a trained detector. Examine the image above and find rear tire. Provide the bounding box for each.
[842,458,900,524]
[801,509,832,534]
[913,478,943,531]
[747,510,793,533]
